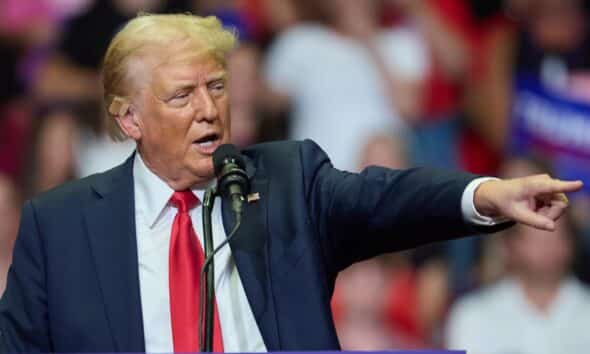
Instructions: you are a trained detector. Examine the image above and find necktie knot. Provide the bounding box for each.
[170,190,199,213]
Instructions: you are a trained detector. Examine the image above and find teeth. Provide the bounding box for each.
[198,141,214,147]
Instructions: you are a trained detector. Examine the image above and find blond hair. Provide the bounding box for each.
[102,13,237,140]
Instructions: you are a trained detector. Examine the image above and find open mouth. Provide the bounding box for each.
[193,132,221,153]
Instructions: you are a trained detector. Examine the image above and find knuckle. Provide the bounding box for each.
[532,174,549,181]
[531,179,544,190]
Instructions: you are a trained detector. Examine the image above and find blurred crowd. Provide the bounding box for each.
[2,0,590,353]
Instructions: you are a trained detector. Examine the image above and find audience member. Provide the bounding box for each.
[386,246,450,349]
[358,133,407,170]
[446,159,590,354]
[383,0,472,169]
[263,0,429,171]
[0,0,57,185]
[227,43,264,148]
[333,258,396,350]
[447,216,590,354]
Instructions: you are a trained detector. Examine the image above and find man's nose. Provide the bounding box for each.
[194,87,219,122]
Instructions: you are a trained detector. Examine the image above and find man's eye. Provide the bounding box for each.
[209,82,225,93]
[173,92,189,100]
[166,92,190,106]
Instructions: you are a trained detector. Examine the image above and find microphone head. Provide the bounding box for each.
[213,144,245,176]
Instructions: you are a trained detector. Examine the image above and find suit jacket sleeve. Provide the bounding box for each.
[298,139,509,273]
[0,201,51,353]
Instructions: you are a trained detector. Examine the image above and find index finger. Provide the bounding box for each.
[533,178,584,194]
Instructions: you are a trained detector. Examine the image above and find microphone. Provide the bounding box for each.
[200,144,249,351]
[213,144,250,215]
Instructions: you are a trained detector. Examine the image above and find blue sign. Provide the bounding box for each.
[511,76,590,194]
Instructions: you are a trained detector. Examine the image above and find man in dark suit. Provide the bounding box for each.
[0,13,582,353]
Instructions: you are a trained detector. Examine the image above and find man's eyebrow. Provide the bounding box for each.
[170,83,196,92]
[162,71,228,94]
[206,71,227,81]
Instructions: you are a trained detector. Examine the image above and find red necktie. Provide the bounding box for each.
[169,190,224,352]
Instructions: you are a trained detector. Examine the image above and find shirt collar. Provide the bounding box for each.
[134,153,174,228]
[133,153,216,228]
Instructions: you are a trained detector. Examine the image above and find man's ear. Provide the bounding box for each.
[110,96,141,140]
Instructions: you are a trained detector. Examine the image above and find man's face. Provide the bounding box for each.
[509,220,572,282]
[130,45,231,188]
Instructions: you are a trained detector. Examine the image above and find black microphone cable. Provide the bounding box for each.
[198,211,242,352]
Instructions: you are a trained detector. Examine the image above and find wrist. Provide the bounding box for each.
[474,179,502,218]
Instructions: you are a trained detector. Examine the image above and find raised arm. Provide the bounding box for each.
[301,140,490,272]
[300,140,581,273]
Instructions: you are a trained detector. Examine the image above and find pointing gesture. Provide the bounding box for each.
[474,174,584,231]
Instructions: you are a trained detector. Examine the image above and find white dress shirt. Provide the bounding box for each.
[133,154,266,353]
[132,152,501,353]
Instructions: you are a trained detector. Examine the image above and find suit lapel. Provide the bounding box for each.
[82,152,278,351]
[84,155,145,352]
[222,157,280,350]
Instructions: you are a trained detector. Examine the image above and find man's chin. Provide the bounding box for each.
[186,159,215,185]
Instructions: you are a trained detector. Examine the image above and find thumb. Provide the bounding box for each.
[512,205,555,231]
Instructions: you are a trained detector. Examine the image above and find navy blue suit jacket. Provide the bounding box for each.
[0,140,508,352]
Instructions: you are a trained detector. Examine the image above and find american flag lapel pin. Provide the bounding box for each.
[247,192,260,203]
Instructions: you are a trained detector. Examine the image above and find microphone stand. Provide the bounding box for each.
[200,187,216,352]
[199,184,246,352]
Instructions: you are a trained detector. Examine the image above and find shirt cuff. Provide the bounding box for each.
[461,177,510,226]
